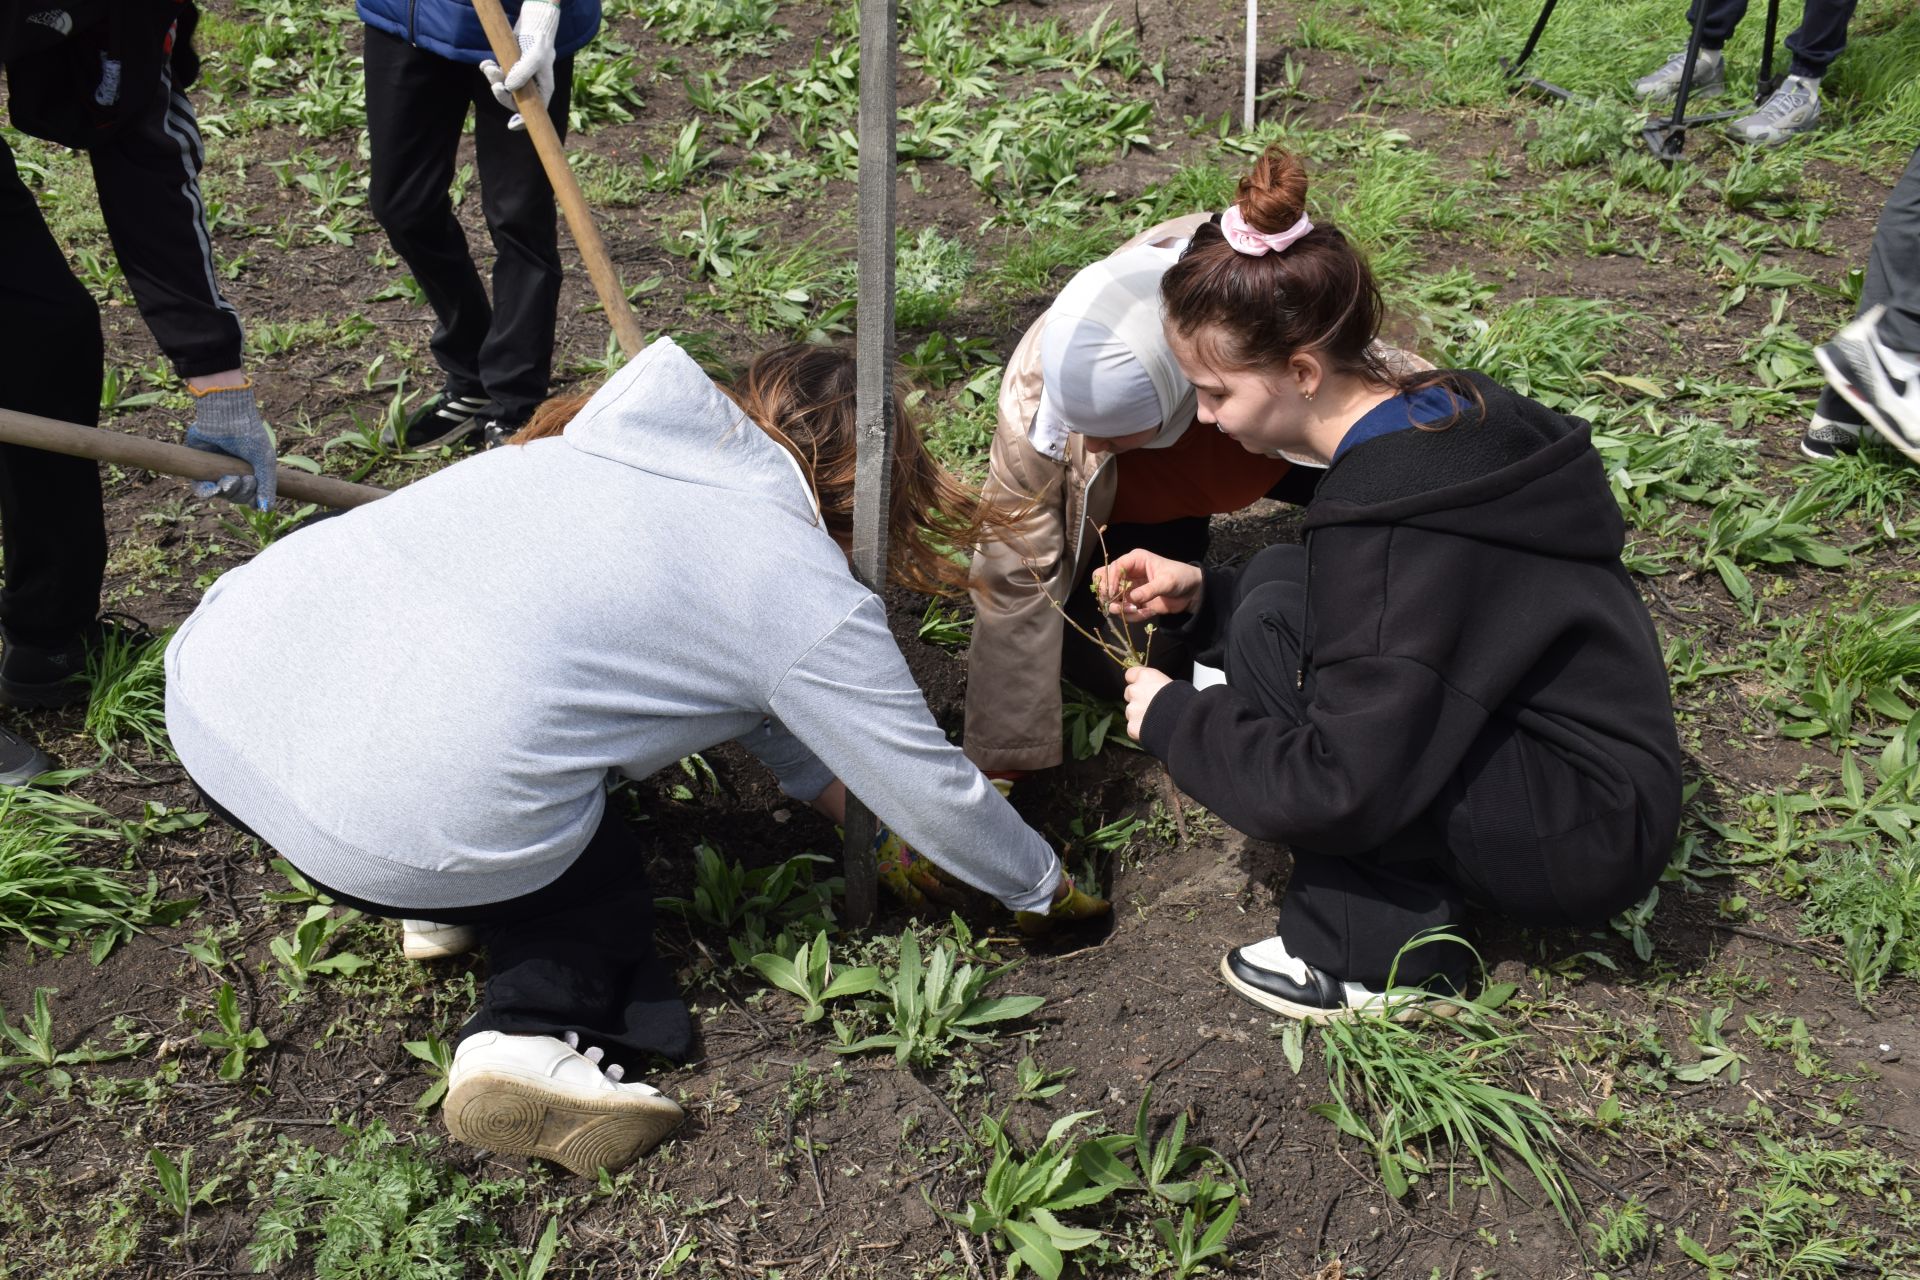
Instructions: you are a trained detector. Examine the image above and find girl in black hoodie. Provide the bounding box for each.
[1101,147,1683,1020]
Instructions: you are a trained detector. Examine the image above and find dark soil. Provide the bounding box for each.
[4,1,1919,1278]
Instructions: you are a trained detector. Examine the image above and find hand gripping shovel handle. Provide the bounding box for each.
[470,0,649,361]
[0,406,388,509]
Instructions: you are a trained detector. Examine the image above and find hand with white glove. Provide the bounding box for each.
[480,0,563,133]
[184,379,277,510]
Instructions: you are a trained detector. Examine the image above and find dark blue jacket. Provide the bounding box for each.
[358,0,600,65]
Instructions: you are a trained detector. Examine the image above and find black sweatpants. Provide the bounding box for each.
[1686,0,1857,78]
[199,786,692,1068]
[362,26,575,424]
[1220,545,1580,989]
[0,139,107,650]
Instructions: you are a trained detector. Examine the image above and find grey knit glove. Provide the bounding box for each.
[185,385,277,510]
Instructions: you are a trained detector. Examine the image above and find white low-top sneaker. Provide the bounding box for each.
[445,1031,684,1177]
[401,919,481,961]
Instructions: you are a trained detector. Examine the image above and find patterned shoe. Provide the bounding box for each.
[387,389,493,451]
[1631,47,1725,100]
[445,1031,683,1177]
[1798,413,1860,462]
[1728,75,1821,145]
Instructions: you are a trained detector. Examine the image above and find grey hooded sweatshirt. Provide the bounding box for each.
[164,340,1060,913]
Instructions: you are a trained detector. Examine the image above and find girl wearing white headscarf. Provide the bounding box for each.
[962,214,1319,778]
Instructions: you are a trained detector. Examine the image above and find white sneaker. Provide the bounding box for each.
[401,918,481,961]
[1817,305,1920,464]
[1220,934,1461,1023]
[444,1031,684,1177]
[1727,75,1822,145]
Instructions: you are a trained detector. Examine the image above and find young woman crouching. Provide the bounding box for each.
[165,339,1103,1175]
[1101,148,1684,1020]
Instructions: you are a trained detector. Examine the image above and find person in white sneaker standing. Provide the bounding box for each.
[166,339,1100,1177]
[1630,0,1857,145]
[1810,144,1920,464]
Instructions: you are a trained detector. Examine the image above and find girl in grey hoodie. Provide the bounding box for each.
[165,339,1101,1177]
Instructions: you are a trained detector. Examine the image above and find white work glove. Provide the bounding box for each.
[480,0,562,133]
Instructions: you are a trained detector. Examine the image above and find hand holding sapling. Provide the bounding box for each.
[1124,665,1174,740]
[1095,549,1203,621]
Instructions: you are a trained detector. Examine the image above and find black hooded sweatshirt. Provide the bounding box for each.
[1139,372,1683,924]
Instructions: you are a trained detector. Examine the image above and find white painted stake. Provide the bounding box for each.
[1244,0,1258,131]
[841,0,899,927]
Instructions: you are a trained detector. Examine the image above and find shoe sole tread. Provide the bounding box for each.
[446,1071,683,1177]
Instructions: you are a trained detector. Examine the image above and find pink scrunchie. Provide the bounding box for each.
[1220,203,1314,256]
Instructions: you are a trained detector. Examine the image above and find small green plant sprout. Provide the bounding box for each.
[0,986,152,1089]
[1673,1005,1748,1084]
[835,930,1044,1069]
[149,1146,229,1228]
[199,982,268,1081]
[491,1217,561,1280]
[1012,1054,1073,1102]
[1061,684,1140,761]
[270,905,370,993]
[655,843,839,966]
[945,1110,1128,1280]
[402,1032,454,1111]
[1586,1197,1653,1269]
[265,856,335,906]
[1154,1177,1240,1280]
[669,751,722,801]
[749,929,881,1022]
[918,598,973,650]
[0,777,172,960]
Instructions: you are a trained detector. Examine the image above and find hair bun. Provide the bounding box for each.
[1235,146,1309,234]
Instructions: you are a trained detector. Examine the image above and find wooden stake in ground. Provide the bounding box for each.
[0,406,388,510]
[470,0,648,361]
[839,0,900,928]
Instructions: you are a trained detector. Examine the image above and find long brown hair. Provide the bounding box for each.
[1160,146,1471,412]
[510,344,1000,596]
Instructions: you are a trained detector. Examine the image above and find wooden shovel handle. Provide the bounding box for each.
[0,406,388,509]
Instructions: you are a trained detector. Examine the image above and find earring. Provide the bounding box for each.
[1303,388,1316,402]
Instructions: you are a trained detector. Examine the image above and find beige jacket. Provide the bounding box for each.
[962,213,1213,773]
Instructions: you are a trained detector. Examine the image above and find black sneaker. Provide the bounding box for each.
[478,415,530,451]
[0,722,51,786]
[1219,934,1462,1023]
[388,389,493,451]
[0,615,153,710]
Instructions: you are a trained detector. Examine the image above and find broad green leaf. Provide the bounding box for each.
[1003,1220,1064,1280]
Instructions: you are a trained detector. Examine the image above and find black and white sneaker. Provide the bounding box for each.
[478,415,530,450]
[1816,306,1920,465]
[0,723,51,787]
[1219,935,1461,1023]
[1799,412,1861,461]
[388,389,493,451]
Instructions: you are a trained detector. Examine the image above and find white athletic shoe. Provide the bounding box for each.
[444,1031,684,1177]
[1727,74,1822,145]
[1631,47,1726,100]
[401,918,481,961]
[1817,305,1920,464]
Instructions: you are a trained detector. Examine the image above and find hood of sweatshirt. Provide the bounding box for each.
[562,338,824,527]
[1303,372,1623,563]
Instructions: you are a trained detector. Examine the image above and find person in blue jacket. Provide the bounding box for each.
[357,0,602,450]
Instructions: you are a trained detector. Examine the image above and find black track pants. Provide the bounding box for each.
[0,139,107,649]
[198,785,692,1068]
[362,26,574,423]
[1684,0,1857,78]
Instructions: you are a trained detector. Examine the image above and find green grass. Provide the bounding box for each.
[0,784,156,956]
[83,627,172,760]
